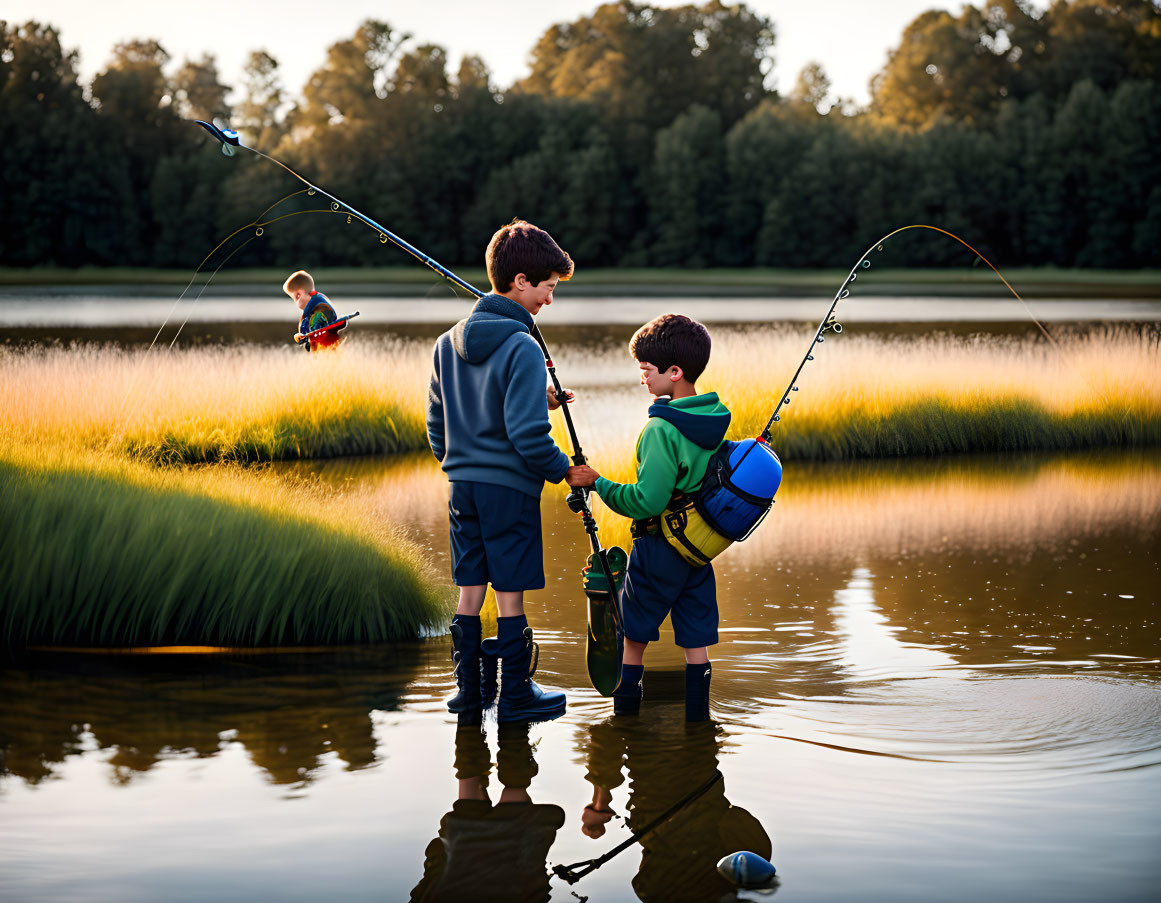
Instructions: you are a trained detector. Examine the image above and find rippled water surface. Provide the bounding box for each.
[3,447,1159,902]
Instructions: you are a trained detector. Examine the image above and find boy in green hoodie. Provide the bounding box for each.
[566,314,730,721]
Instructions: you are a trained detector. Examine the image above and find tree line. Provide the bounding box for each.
[1,0,1158,272]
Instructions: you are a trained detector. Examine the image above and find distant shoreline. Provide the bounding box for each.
[1,267,1158,299]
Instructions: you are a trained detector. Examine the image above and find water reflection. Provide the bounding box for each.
[411,724,564,902]
[2,450,1159,902]
[576,715,772,902]
[0,648,425,788]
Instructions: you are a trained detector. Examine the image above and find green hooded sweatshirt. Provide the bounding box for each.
[594,393,732,521]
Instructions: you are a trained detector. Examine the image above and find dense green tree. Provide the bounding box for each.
[519,1,774,161]
[871,0,1161,127]
[790,62,833,113]
[0,21,131,266]
[3,4,1158,271]
[173,54,231,123]
[649,105,724,266]
[298,20,407,126]
[870,6,1009,127]
[236,50,285,147]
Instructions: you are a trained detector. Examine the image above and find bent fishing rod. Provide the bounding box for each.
[737,223,1057,468]
[195,120,624,620]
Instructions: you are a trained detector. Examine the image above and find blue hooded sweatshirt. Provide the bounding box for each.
[426,294,570,498]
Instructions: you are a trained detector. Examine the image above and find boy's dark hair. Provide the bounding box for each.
[486,220,574,293]
[629,314,712,383]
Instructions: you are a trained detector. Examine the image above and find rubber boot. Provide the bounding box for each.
[446,615,482,716]
[488,615,566,724]
[685,662,712,722]
[613,664,644,716]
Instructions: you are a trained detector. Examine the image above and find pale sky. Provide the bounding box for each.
[17,1,1040,107]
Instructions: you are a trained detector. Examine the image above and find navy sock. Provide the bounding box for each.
[613,664,644,715]
[685,662,712,722]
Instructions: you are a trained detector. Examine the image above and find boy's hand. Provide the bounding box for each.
[547,386,575,411]
[566,464,599,487]
[581,786,616,839]
[293,332,305,343]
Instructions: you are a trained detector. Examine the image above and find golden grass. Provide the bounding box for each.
[0,339,431,464]
[713,326,1161,458]
[547,326,1161,543]
[0,441,454,647]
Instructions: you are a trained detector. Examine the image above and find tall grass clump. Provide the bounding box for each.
[713,326,1161,459]
[549,325,1161,542]
[555,326,1161,464]
[0,446,453,650]
[0,339,431,464]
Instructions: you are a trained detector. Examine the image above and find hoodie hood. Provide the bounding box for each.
[648,393,731,449]
[451,294,535,363]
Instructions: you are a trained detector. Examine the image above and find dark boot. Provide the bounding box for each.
[613,664,644,716]
[685,662,712,722]
[487,615,566,724]
[447,615,482,714]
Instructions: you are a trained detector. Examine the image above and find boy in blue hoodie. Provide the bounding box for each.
[567,314,730,722]
[427,221,581,724]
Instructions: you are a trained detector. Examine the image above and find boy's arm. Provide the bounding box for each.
[426,344,446,462]
[593,423,679,520]
[503,341,569,483]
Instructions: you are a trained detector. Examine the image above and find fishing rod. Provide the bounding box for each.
[194,120,624,623]
[552,770,723,884]
[294,310,361,351]
[736,223,1059,469]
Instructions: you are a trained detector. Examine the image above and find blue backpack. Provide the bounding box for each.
[660,438,783,566]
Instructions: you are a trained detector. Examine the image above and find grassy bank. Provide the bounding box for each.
[0,340,430,464]
[719,327,1161,459]
[2,266,1158,298]
[558,327,1161,529]
[0,446,453,649]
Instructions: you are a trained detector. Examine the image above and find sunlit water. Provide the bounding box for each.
[2,450,1158,902]
[2,307,1160,902]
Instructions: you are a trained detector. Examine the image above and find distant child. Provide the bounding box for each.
[283,270,338,350]
[426,220,583,724]
[566,314,730,721]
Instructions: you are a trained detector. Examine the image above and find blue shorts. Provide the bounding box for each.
[449,481,544,592]
[619,532,718,648]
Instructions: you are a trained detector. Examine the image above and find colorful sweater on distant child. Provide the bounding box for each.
[299,291,337,335]
[593,393,731,520]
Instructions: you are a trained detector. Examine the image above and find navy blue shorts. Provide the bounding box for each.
[449,481,545,592]
[619,532,718,648]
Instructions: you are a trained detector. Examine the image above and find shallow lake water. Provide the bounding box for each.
[2,302,1160,902]
[2,449,1159,902]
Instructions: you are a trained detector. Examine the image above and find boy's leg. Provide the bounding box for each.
[495,590,524,617]
[614,639,647,716]
[486,613,566,723]
[683,655,712,723]
[472,484,565,723]
[615,533,681,716]
[623,638,647,666]
[457,585,487,616]
[448,588,486,715]
[671,563,718,723]
[447,483,489,716]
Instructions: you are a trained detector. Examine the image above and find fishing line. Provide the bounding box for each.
[746,223,1099,467]
[552,770,723,884]
[193,120,626,627]
[104,191,337,452]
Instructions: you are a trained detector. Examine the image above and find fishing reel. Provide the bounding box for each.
[566,486,590,514]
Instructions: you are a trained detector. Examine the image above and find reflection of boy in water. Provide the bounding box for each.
[411,724,564,903]
[581,714,772,902]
